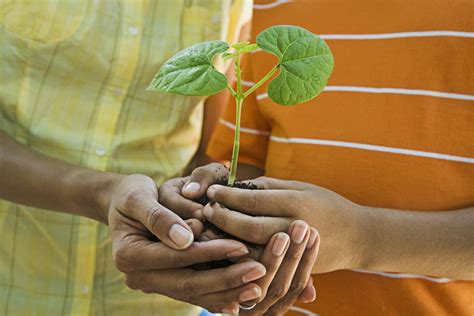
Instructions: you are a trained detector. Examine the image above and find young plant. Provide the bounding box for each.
[148,25,334,186]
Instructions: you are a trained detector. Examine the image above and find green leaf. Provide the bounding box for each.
[256,25,334,105]
[147,40,229,96]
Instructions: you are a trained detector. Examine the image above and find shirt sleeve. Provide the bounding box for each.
[207,53,271,169]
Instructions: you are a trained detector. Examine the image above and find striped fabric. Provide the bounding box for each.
[207,0,474,315]
[0,0,250,315]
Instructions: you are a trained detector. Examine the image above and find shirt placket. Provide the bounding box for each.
[70,1,145,315]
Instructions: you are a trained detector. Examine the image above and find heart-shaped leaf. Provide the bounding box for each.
[147,40,229,96]
[256,25,334,105]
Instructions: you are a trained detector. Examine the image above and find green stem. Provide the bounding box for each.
[243,64,279,98]
[228,53,243,186]
[227,83,237,97]
[228,96,243,186]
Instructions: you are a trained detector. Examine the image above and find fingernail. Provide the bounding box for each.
[291,221,308,244]
[239,287,261,301]
[307,228,319,249]
[226,247,249,258]
[272,233,290,256]
[221,306,238,314]
[184,182,200,193]
[203,205,214,219]
[169,224,193,248]
[207,186,216,199]
[242,266,266,283]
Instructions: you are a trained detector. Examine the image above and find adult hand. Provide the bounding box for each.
[159,165,320,312]
[237,220,320,315]
[158,163,229,221]
[205,176,365,274]
[106,174,268,313]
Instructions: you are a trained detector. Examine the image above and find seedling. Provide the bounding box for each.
[148,25,334,186]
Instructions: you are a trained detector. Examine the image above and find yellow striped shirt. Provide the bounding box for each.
[0,0,251,314]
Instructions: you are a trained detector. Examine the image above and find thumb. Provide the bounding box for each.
[123,190,194,250]
[182,163,228,199]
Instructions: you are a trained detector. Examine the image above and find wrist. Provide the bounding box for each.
[344,202,374,270]
[63,169,123,224]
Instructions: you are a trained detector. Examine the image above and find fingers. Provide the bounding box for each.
[207,184,303,217]
[201,283,262,314]
[238,232,290,308]
[117,188,195,250]
[265,228,320,315]
[126,260,266,302]
[113,236,250,272]
[118,188,195,250]
[182,163,229,199]
[246,176,314,191]
[159,177,205,220]
[203,202,291,244]
[297,277,316,303]
[243,221,310,315]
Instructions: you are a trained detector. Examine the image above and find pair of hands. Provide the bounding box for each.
[105,163,362,314]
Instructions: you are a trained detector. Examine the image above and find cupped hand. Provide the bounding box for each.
[206,176,365,274]
[105,174,269,312]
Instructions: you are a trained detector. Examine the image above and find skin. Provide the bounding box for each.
[160,163,320,314]
[202,170,474,280]
[0,94,290,312]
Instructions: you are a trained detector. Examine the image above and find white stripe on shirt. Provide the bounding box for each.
[219,119,474,164]
[254,86,474,101]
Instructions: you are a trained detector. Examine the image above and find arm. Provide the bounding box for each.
[205,177,474,280]
[0,131,273,312]
[0,130,115,222]
[359,204,474,280]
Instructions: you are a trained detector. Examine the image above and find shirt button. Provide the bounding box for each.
[128,26,139,36]
[113,88,124,96]
[95,147,106,157]
[81,285,89,295]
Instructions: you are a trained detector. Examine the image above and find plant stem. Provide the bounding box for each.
[226,83,237,97]
[228,96,242,186]
[243,64,279,98]
[228,53,244,186]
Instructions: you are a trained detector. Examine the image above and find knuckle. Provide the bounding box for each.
[288,280,307,296]
[267,285,289,300]
[191,165,213,181]
[246,221,266,244]
[123,188,143,209]
[145,207,166,232]
[113,246,133,273]
[222,271,241,289]
[167,251,188,268]
[124,275,141,290]
[284,249,302,262]
[211,210,228,228]
[177,278,198,297]
[243,192,258,212]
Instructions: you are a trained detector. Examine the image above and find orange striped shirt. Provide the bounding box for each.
[208,0,474,315]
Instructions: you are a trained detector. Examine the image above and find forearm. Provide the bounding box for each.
[0,131,120,223]
[358,205,474,280]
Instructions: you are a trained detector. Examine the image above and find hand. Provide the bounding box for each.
[158,163,229,220]
[205,176,365,274]
[106,174,269,312]
[239,221,320,316]
[158,165,319,312]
